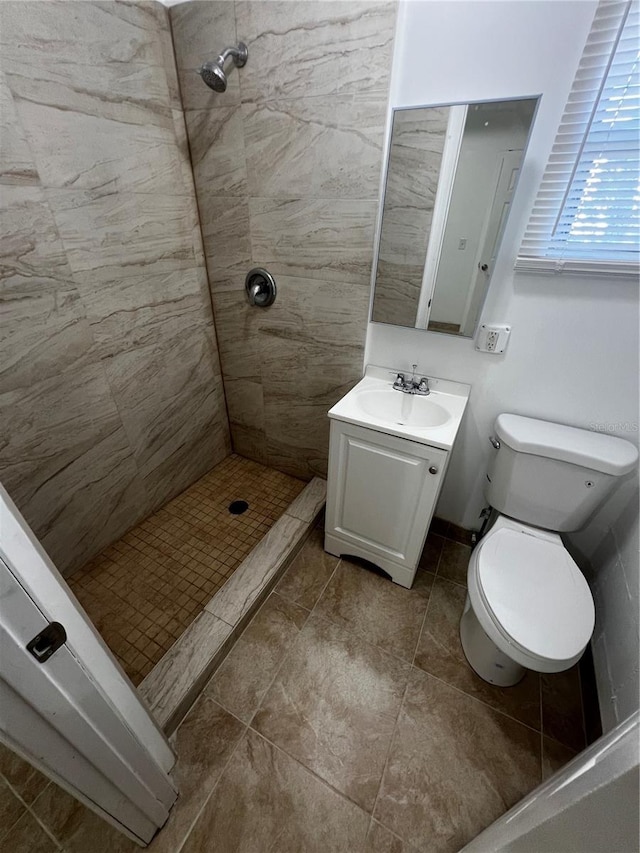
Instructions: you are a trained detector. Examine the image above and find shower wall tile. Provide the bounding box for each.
[0,186,95,389]
[249,197,378,285]
[0,0,230,574]
[200,198,252,290]
[210,290,262,382]
[0,0,168,68]
[0,75,38,186]
[77,268,211,360]
[2,57,174,131]
[259,275,370,478]
[158,9,183,111]
[45,190,196,282]
[103,332,228,485]
[235,1,396,102]
[228,423,269,465]
[0,360,148,573]
[13,97,185,196]
[186,107,248,197]
[224,380,265,432]
[175,0,397,480]
[242,96,386,199]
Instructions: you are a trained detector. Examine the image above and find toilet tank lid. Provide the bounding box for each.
[494,414,638,475]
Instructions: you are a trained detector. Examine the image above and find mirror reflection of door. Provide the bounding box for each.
[371,97,539,337]
[459,150,522,336]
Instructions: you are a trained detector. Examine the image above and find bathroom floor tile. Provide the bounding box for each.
[541,665,586,751]
[0,808,58,853]
[418,533,444,572]
[436,538,471,585]
[0,742,49,806]
[364,819,418,852]
[0,778,27,841]
[180,728,370,853]
[414,577,541,730]
[275,526,339,610]
[205,592,309,723]
[314,558,434,661]
[148,696,245,852]
[542,736,577,781]
[252,612,411,812]
[373,668,541,853]
[67,454,304,684]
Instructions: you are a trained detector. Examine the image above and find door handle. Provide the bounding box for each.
[27,622,67,663]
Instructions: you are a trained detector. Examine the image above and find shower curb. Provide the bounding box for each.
[138,477,326,735]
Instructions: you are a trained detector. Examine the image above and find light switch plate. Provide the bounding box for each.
[475,323,511,354]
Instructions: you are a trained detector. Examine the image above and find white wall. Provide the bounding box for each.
[365,0,639,728]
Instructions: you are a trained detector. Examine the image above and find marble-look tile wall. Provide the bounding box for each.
[0,1,230,574]
[372,107,449,327]
[172,0,397,479]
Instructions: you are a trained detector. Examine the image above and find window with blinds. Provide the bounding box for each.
[517,0,639,275]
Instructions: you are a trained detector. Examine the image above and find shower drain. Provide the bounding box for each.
[228,500,249,515]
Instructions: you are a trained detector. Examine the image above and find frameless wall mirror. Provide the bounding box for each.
[371,97,539,336]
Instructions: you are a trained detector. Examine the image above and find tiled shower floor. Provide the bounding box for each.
[67,455,305,685]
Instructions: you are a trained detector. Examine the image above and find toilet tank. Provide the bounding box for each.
[485,414,638,532]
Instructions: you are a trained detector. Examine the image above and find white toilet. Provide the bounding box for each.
[460,413,638,687]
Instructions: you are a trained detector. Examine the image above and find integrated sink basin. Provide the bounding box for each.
[355,388,451,428]
[328,365,471,450]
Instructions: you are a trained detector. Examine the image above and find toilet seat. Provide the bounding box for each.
[468,521,595,671]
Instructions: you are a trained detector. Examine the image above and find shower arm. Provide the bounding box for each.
[216,43,248,69]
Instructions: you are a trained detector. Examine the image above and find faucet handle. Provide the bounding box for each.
[417,377,430,394]
[392,372,405,390]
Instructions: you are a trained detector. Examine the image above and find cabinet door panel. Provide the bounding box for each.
[328,422,448,569]
[340,438,426,556]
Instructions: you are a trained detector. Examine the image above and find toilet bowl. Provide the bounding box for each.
[459,413,637,688]
[460,515,595,686]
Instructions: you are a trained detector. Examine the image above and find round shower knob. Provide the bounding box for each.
[245,268,277,307]
[429,466,438,475]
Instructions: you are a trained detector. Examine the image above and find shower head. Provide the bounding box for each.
[199,42,248,93]
[200,61,228,92]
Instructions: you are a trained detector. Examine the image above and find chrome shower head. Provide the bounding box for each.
[200,61,228,92]
[199,42,248,93]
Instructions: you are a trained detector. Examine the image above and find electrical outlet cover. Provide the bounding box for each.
[476,324,511,354]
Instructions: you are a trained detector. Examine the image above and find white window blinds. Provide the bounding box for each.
[517,0,640,274]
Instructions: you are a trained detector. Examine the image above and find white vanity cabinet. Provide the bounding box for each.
[325,420,449,589]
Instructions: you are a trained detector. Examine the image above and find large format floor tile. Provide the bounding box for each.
[541,665,586,751]
[180,729,371,853]
[315,558,434,661]
[373,669,541,853]
[275,526,340,609]
[252,612,411,811]
[436,538,471,585]
[205,592,309,723]
[148,696,245,852]
[414,577,541,730]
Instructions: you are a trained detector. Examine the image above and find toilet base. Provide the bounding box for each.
[460,594,526,687]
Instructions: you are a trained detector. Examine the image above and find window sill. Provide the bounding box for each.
[514,257,640,278]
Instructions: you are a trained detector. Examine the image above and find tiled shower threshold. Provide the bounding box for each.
[138,477,326,734]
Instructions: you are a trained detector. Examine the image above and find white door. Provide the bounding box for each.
[0,484,177,845]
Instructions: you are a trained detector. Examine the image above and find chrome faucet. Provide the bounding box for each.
[392,364,430,395]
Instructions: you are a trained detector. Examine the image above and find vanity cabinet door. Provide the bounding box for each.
[325,420,448,585]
